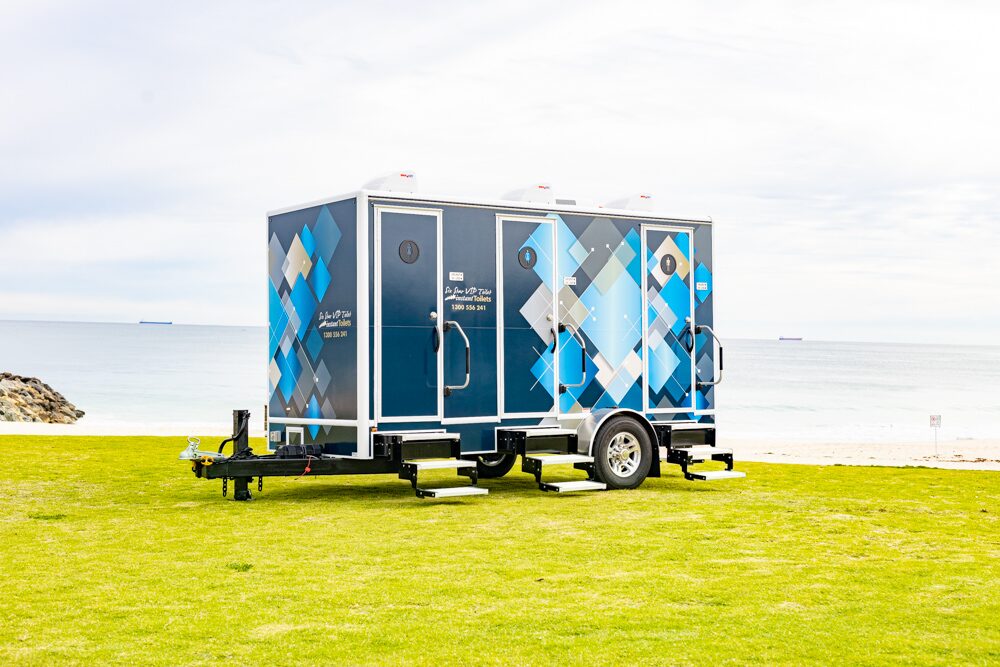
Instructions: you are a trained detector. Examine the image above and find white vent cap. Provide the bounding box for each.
[363,171,418,193]
[503,183,555,204]
[604,193,654,211]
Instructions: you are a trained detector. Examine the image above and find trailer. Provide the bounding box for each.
[181,175,744,499]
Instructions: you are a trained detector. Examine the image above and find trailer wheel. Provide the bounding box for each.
[476,452,517,478]
[592,416,652,490]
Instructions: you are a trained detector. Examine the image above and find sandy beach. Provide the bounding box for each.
[3,422,998,471]
[727,438,1000,471]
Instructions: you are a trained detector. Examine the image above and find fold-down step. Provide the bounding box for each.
[523,454,593,466]
[671,445,733,460]
[521,452,602,491]
[498,427,578,456]
[540,480,606,493]
[403,459,477,470]
[538,479,608,493]
[416,486,489,498]
[687,470,746,481]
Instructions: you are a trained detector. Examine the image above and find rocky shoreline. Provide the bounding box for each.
[0,373,85,424]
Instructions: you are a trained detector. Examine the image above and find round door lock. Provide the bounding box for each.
[399,240,420,264]
[518,246,537,269]
[660,254,677,276]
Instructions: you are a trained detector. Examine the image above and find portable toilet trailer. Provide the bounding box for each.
[181,177,744,499]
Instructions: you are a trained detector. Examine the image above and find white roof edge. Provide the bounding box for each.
[268,189,712,224]
[266,190,363,217]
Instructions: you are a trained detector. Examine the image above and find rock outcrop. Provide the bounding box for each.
[0,373,85,423]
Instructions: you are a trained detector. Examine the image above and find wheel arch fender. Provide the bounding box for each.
[577,408,657,458]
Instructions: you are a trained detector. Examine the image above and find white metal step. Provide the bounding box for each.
[540,480,606,492]
[386,431,459,442]
[524,454,593,466]
[688,470,746,481]
[676,445,732,458]
[417,486,489,498]
[653,422,715,431]
[500,426,576,437]
[403,459,477,470]
[525,428,576,437]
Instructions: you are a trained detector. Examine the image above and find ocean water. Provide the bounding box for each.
[0,320,997,443]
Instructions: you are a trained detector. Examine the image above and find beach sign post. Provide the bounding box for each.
[930,415,942,457]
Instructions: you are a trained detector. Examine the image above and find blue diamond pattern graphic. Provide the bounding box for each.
[313,206,342,262]
[289,278,317,341]
[309,256,332,302]
[694,262,713,303]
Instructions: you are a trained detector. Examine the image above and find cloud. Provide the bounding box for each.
[1,0,998,342]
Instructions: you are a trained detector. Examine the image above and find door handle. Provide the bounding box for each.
[443,320,470,396]
[558,322,587,393]
[694,323,724,389]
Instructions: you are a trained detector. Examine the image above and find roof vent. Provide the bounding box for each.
[604,193,654,211]
[503,183,555,205]
[363,171,418,193]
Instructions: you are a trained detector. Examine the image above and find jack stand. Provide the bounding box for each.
[233,476,252,501]
[231,409,253,501]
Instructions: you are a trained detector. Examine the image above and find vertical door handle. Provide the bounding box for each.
[443,320,471,396]
[558,322,587,393]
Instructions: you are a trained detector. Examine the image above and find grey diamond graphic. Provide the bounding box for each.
[283,234,313,288]
[557,285,589,330]
[613,238,637,269]
[592,351,615,390]
[649,317,670,349]
[315,360,332,395]
[519,283,553,341]
[289,386,306,413]
[618,349,643,385]
[268,358,281,389]
[280,332,294,357]
[269,234,286,288]
[592,253,625,295]
[322,397,337,419]
[569,240,590,267]
[578,218,624,281]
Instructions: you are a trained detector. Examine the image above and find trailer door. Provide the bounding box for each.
[375,206,442,422]
[498,215,558,417]
[642,225,697,414]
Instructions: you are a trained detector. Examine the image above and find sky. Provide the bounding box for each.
[1,0,998,344]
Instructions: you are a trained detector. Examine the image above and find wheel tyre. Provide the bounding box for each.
[476,452,517,478]
[592,417,653,490]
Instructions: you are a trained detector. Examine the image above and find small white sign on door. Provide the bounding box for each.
[930,415,942,428]
[564,276,577,286]
[449,271,464,281]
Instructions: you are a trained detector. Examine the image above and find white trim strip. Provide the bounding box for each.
[641,223,698,414]
[497,214,558,420]
[373,205,444,424]
[356,193,370,457]
[271,417,358,426]
[441,416,501,425]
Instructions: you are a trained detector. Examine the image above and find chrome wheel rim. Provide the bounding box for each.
[606,432,640,477]
[478,454,506,467]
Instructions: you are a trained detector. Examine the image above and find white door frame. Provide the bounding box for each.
[641,223,697,414]
[496,214,559,419]
[373,204,444,423]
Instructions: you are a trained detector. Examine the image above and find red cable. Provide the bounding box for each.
[295,455,315,480]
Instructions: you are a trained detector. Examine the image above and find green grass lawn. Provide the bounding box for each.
[1,436,998,666]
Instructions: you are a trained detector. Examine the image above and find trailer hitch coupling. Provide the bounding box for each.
[179,437,227,462]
